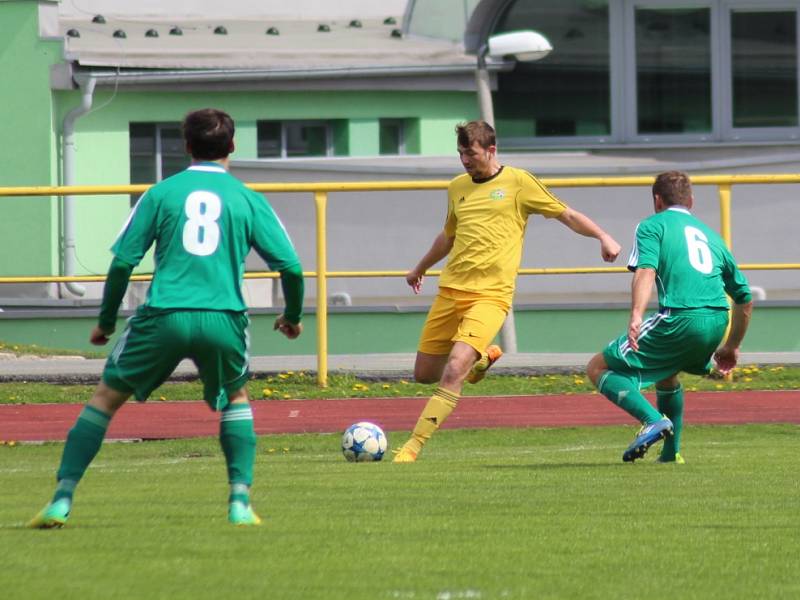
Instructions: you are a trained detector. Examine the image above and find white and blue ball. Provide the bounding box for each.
[341,421,388,462]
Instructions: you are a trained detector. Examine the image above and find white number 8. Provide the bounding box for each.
[684,226,712,274]
[182,191,221,256]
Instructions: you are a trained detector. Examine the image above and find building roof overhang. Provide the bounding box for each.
[54,14,509,91]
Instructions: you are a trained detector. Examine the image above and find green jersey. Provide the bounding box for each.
[628,206,751,308]
[112,163,300,313]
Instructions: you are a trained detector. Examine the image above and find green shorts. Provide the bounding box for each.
[103,310,250,411]
[602,308,729,388]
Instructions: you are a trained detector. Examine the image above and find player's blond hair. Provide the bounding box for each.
[455,121,496,150]
[652,171,692,207]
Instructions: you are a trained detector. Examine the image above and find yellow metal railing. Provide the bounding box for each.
[2,175,800,386]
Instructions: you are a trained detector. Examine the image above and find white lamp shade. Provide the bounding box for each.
[487,30,553,62]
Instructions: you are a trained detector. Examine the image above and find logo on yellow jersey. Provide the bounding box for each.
[489,189,505,200]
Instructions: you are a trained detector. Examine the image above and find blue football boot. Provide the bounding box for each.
[622,417,673,463]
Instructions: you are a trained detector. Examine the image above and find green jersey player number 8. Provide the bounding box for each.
[183,191,222,256]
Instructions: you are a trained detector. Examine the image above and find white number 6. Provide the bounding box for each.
[182,191,221,256]
[684,226,712,274]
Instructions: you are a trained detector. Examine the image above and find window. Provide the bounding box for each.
[256,121,281,157]
[129,123,189,204]
[488,0,800,145]
[129,123,156,188]
[635,7,712,134]
[379,119,406,155]
[731,9,798,128]
[257,120,333,158]
[493,0,611,139]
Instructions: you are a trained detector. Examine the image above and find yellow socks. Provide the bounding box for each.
[404,387,460,455]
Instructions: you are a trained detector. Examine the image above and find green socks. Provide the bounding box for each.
[53,405,111,504]
[657,385,684,459]
[220,403,257,502]
[598,371,663,424]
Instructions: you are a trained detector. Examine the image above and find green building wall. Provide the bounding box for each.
[0,2,480,285]
[0,0,62,277]
[1,305,797,356]
[55,90,476,277]
[1,2,479,285]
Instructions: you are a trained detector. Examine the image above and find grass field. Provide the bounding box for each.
[2,341,798,598]
[2,425,799,600]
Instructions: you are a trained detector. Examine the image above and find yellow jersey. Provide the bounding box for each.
[438,165,567,299]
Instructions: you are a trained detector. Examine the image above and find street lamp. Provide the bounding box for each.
[475,30,552,354]
[475,30,553,128]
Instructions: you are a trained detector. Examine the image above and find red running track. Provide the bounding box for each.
[0,391,798,442]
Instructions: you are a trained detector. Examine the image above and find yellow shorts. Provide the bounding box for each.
[417,287,510,355]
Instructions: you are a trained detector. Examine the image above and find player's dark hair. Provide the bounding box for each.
[455,120,496,149]
[182,108,235,160]
[652,171,692,206]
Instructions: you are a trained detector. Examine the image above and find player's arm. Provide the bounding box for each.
[273,262,304,339]
[556,207,621,263]
[406,230,454,294]
[95,190,158,345]
[715,258,754,373]
[627,267,656,352]
[93,257,135,345]
[250,194,305,339]
[713,299,753,374]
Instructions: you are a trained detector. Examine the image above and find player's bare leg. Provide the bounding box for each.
[412,351,449,384]
[394,343,478,462]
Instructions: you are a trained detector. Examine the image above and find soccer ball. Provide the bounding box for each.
[341,421,388,462]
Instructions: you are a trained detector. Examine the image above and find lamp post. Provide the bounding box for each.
[475,30,552,354]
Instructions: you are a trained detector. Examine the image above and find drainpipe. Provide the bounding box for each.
[60,76,96,297]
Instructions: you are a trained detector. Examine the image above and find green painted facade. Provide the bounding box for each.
[347,119,381,157]
[55,89,475,276]
[0,1,62,276]
[0,1,478,281]
[1,305,797,356]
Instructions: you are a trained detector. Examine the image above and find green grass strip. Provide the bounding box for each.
[2,425,799,599]
[0,363,796,404]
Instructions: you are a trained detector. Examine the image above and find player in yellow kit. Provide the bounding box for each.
[394,120,622,462]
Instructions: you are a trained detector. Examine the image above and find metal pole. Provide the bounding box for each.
[718,184,732,249]
[476,46,518,354]
[475,48,496,128]
[314,191,329,387]
[718,184,734,380]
